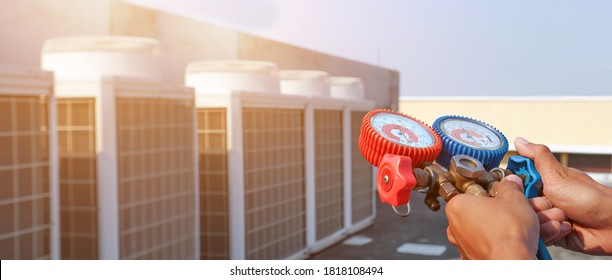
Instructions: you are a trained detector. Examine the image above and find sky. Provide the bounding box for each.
[125,0,612,97]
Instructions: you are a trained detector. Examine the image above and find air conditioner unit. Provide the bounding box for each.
[42,36,199,260]
[0,65,59,260]
[188,63,375,260]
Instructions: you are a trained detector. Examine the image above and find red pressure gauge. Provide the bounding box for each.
[359,109,442,168]
[359,109,442,212]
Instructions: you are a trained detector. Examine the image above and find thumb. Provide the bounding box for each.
[496,174,525,198]
[514,137,564,179]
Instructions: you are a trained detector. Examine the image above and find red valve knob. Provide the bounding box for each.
[377,154,417,207]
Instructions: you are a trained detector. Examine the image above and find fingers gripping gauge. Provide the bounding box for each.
[359,109,442,213]
[432,116,508,171]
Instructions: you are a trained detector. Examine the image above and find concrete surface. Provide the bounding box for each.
[309,191,612,260]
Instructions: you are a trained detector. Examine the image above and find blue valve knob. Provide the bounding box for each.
[506,155,553,260]
[432,116,508,170]
[507,156,542,198]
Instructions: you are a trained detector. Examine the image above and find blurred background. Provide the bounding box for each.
[0,0,610,260]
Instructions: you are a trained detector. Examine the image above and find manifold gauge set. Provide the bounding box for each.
[358,109,551,260]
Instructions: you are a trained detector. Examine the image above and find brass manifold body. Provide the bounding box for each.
[388,153,554,260]
[411,154,513,211]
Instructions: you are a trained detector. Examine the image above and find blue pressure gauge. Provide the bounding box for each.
[432,115,508,170]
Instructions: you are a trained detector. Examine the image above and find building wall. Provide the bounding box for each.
[0,0,110,67]
[399,97,612,173]
[0,0,397,109]
[107,0,239,85]
[237,34,400,109]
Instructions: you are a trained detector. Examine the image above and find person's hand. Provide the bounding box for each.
[515,137,612,255]
[527,195,571,245]
[445,175,539,259]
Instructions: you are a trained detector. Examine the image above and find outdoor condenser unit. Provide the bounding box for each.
[42,36,199,260]
[188,62,375,260]
[187,61,310,260]
[280,71,374,253]
[0,66,59,260]
[329,77,376,234]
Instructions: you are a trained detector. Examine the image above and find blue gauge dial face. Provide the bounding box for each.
[440,119,503,150]
[370,112,435,148]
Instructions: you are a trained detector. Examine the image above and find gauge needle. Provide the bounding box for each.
[398,130,411,143]
[402,132,412,143]
[463,129,476,140]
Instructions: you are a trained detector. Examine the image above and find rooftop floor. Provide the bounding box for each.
[309,179,612,260]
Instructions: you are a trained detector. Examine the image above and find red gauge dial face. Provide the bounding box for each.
[441,119,503,150]
[359,109,442,168]
[370,112,435,148]
[381,124,419,144]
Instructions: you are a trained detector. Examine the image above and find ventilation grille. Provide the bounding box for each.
[314,109,343,240]
[57,98,98,259]
[242,108,306,259]
[0,95,51,260]
[197,108,229,260]
[351,111,373,223]
[116,97,196,259]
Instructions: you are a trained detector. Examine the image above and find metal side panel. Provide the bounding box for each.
[313,109,344,241]
[242,107,307,259]
[56,98,99,259]
[0,94,52,260]
[115,96,197,260]
[197,108,230,260]
[350,111,374,225]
